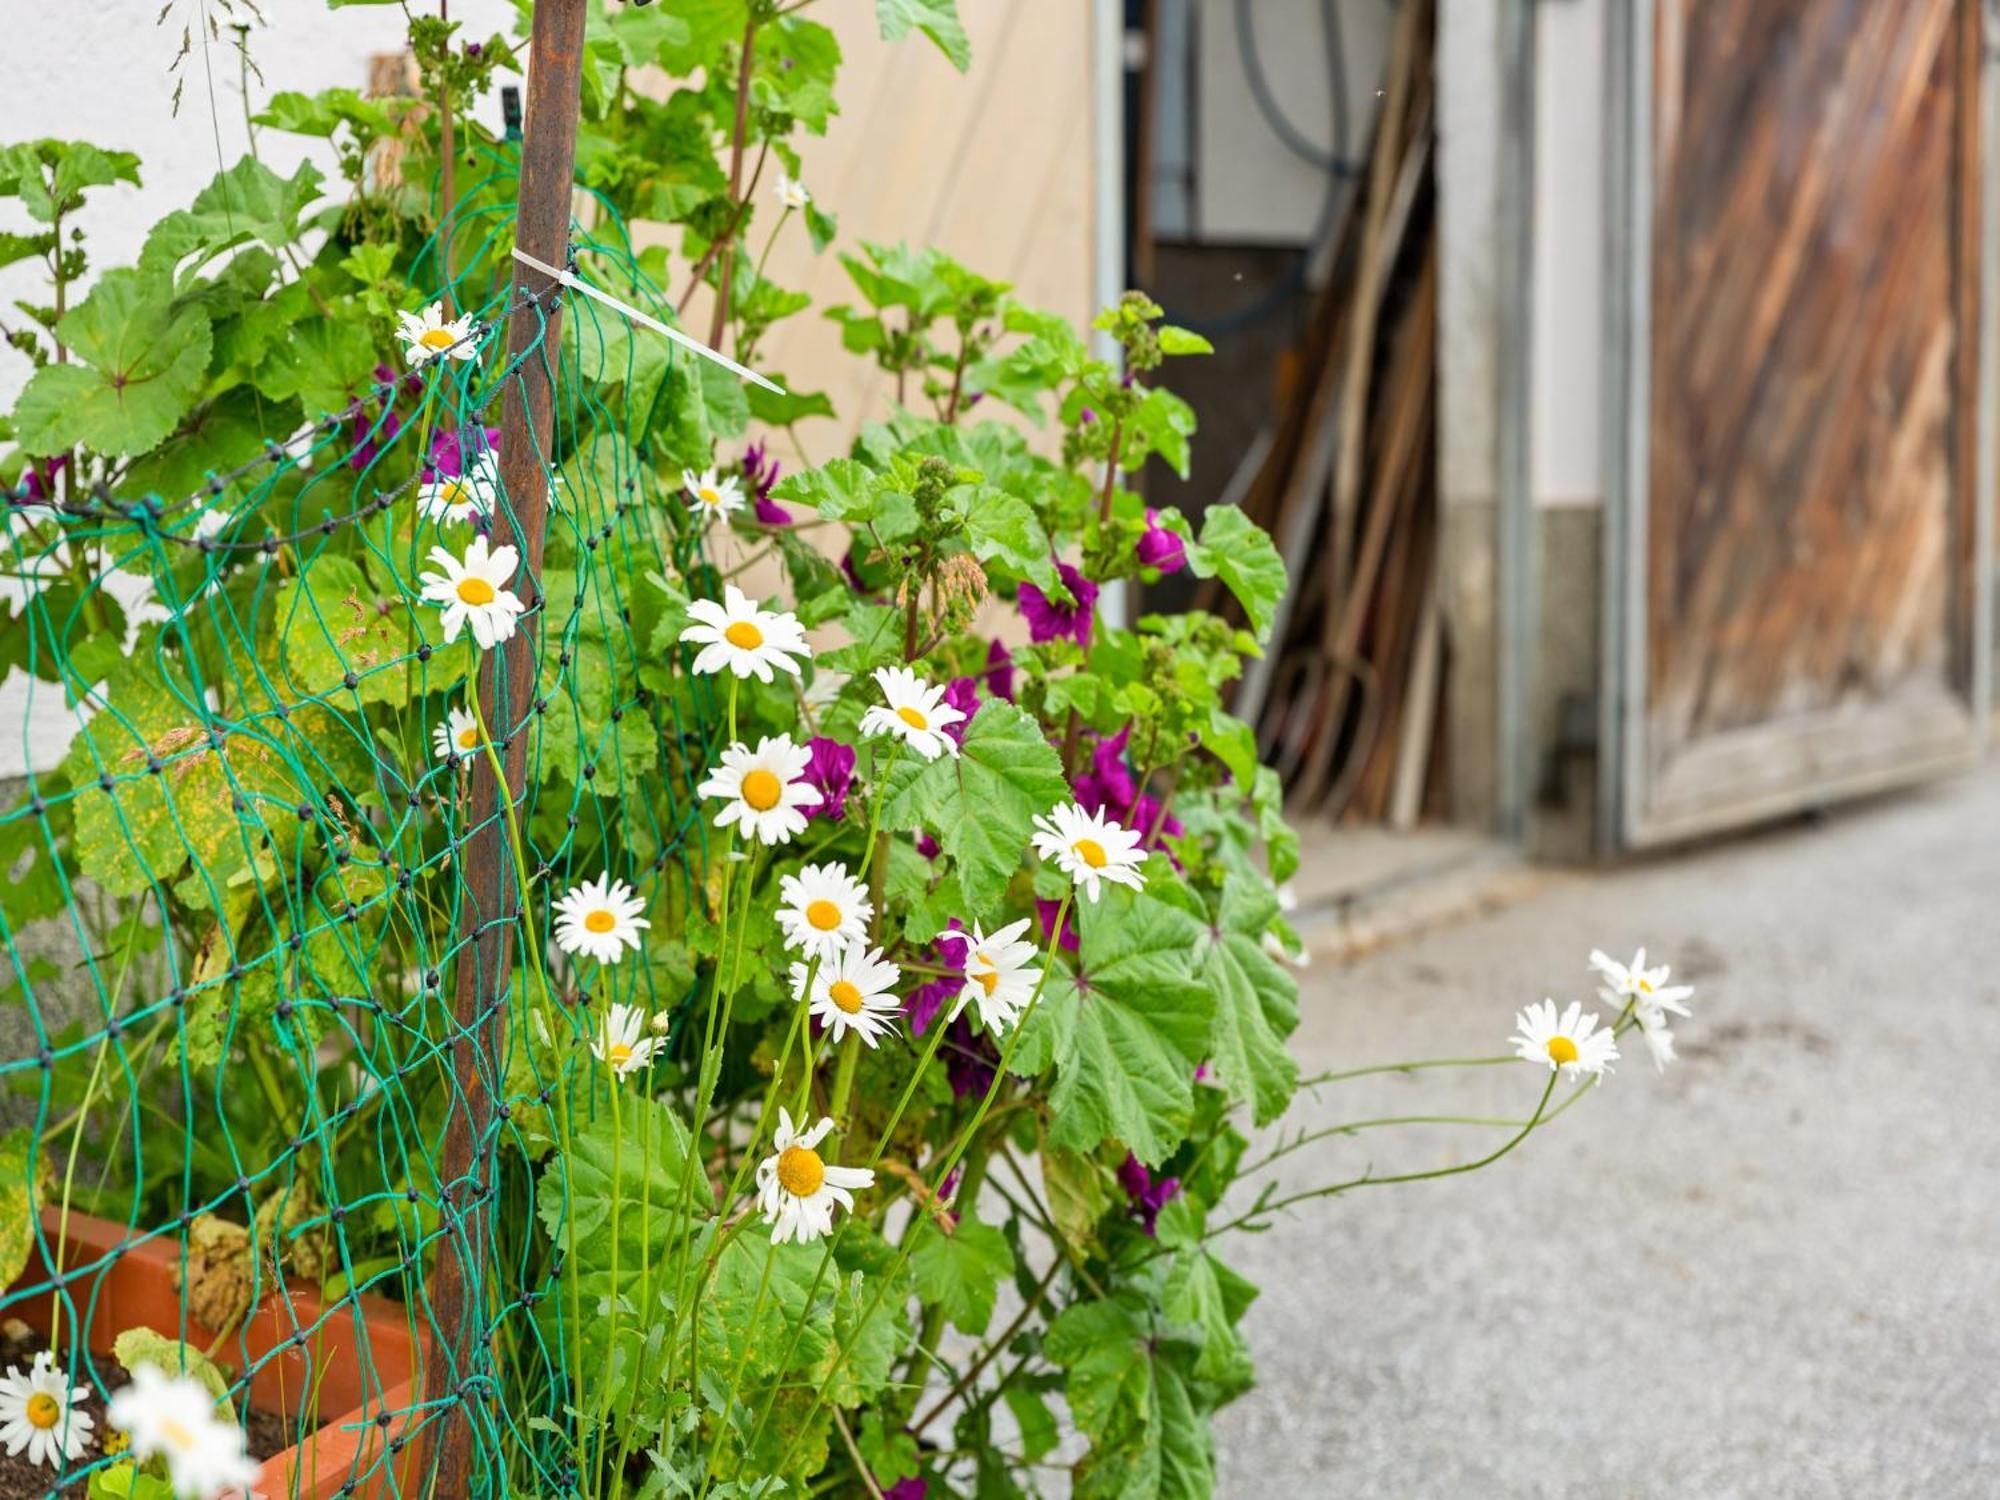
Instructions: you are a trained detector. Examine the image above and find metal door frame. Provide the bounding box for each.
[1599,0,1997,852]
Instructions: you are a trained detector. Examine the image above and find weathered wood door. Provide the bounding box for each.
[1605,0,1994,846]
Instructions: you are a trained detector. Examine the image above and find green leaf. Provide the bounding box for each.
[1184,504,1287,643]
[111,1328,233,1410]
[0,140,140,223]
[1125,387,1196,478]
[876,0,971,70]
[277,555,422,708]
[1018,868,1215,1164]
[879,701,1067,910]
[12,271,211,457]
[0,1129,39,1290]
[254,316,380,418]
[1195,876,1298,1126]
[910,1213,1013,1335]
[1045,1297,1214,1500]
[958,485,1055,588]
[1157,325,1214,356]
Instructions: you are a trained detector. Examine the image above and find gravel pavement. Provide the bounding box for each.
[1213,770,2000,1498]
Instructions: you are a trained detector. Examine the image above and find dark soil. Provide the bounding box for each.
[0,1328,315,1499]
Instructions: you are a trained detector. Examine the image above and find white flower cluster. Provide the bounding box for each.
[1510,947,1697,1083]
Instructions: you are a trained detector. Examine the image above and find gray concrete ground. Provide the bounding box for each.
[1213,767,2000,1498]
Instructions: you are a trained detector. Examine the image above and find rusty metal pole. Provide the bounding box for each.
[423,2,587,1494]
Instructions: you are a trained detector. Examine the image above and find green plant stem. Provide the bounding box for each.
[1297,1054,1518,1089]
[827,1029,860,1127]
[909,1252,1063,1436]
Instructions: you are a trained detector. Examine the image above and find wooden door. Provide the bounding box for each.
[1605,0,1994,846]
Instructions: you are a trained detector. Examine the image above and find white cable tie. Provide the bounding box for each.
[510,247,786,395]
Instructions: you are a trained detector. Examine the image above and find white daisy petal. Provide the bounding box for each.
[397,300,480,367]
[697,734,822,846]
[790,941,902,1047]
[945,917,1042,1035]
[108,1365,256,1498]
[592,1002,664,1076]
[1510,998,1618,1083]
[682,465,747,525]
[552,874,650,965]
[418,535,527,650]
[1029,801,1146,903]
[0,1351,93,1473]
[678,584,811,682]
[776,174,811,211]
[418,451,500,526]
[857,665,964,761]
[774,862,872,961]
[755,1104,874,1244]
[432,705,484,762]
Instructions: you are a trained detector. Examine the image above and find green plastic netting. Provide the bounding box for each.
[0,175,727,1496]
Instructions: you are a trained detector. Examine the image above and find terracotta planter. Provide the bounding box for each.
[6,1208,428,1500]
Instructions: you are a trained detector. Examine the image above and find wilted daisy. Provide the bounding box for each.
[1030,802,1146,903]
[1511,999,1618,1083]
[418,535,526,649]
[776,861,872,960]
[106,1365,257,1500]
[858,666,964,761]
[756,1107,875,1244]
[681,465,745,525]
[698,735,822,845]
[776,173,811,210]
[791,942,902,1046]
[552,874,650,965]
[0,1350,92,1472]
[592,1003,663,1076]
[945,917,1042,1034]
[680,585,811,682]
[1589,947,1694,1022]
[397,301,478,366]
[431,705,482,761]
[417,451,499,526]
[1636,1011,1677,1072]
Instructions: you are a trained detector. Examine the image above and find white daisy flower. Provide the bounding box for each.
[1636,1010,1677,1072]
[775,861,872,961]
[943,917,1042,1035]
[106,1365,257,1500]
[679,585,811,682]
[858,666,964,761]
[0,1350,92,1472]
[681,465,746,525]
[776,174,811,211]
[1030,802,1146,904]
[396,301,478,366]
[1511,999,1618,1083]
[417,451,499,526]
[592,1002,663,1076]
[431,705,483,761]
[755,1107,875,1244]
[791,942,902,1047]
[1589,947,1694,1022]
[698,735,822,845]
[552,874,650,965]
[418,535,526,650]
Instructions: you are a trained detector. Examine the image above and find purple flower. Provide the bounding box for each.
[941,675,980,746]
[1036,897,1079,954]
[801,737,855,822]
[905,925,966,1036]
[883,1480,928,1500]
[347,404,401,473]
[1018,562,1098,648]
[743,440,790,525]
[1118,1152,1181,1237]
[982,639,1015,702]
[914,831,941,861]
[1136,507,1186,574]
[1075,725,1139,819]
[426,424,500,480]
[944,1017,998,1101]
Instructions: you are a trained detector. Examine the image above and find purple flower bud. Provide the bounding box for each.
[941,676,980,746]
[1117,1152,1181,1237]
[1079,406,1097,425]
[1017,561,1099,648]
[1136,506,1186,574]
[800,737,855,822]
[982,638,1015,702]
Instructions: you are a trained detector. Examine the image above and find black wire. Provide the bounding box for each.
[1139,0,1357,338]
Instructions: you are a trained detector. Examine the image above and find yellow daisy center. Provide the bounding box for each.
[442,479,470,508]
[606,1042,634,1067]
[806,899,843,932]
[25,1392,59,1430]
[828,979,865,1014]
[897,705,929,731]
[777,1143,825,1198]
[1072,837,1108,869]
[975,969,1000,997]
[1546,1035,1579,1065]
[455,576,496,606]
[740,769,783,811]
[1637,977,1654,992]
[584,909,618,934]
[457,727,480,750]
[699,487,721,506]
[160,1417,197,1452]
[724,621,764,650]
[419,327,457,352]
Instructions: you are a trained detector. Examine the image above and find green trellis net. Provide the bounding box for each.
[0,160,732,1495]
